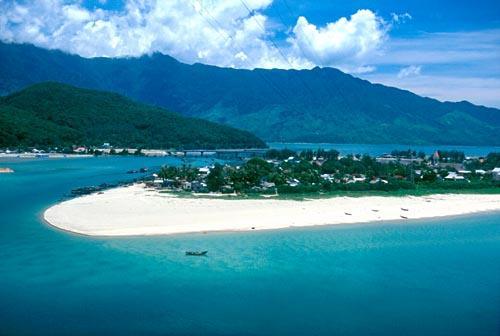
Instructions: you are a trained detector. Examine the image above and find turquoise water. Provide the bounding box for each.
[269,142,500,156]
[0,157,499,335]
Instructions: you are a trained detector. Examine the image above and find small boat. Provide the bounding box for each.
[400,215,408,219]
[372,209,379,212]
[344,212,352,216]
[185,251,208,256]
[401,208,409,211]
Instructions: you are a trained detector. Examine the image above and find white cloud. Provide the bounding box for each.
[397,65,422,78]
[363,73,500,108]
[288,9,388,72]
[0,0,389,72]
[0,0,277,67]
[390,12,412,24]
[371,30,500,66]
[64,5,91,22]
[361,29,500,107]
[5,1,497,107]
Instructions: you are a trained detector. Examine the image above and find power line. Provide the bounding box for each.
[238,0,318,101]
[191,1,231,46]
[239,0,292,69]
[192,1,335,143]
[277,0,354,115]
[191,1,296,108]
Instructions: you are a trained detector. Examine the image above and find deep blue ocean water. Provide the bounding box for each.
[0,155,499,335]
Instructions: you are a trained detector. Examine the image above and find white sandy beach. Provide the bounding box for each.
[43,184,500,236]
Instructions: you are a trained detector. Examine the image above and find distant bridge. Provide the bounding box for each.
[171,148,268,159]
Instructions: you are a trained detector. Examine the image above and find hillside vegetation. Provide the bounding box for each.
[0,82,266,149]
[1,42,499,145]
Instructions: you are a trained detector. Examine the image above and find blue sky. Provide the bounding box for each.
[267,1,500,33]
[1,0,499,107]
[81,0,500,33]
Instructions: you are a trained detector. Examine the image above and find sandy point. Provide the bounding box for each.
[43,184,500,236]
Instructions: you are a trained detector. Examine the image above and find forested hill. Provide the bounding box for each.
[0,82,266,149]
[1,42,499,145]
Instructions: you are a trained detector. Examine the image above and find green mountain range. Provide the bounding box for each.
[1,42,499,145]
[0,82,266,149]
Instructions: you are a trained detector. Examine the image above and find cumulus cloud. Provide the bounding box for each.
[289,10,388,72]
[0,0,390,72]
[397,65,422,78]
[0,0,276,67]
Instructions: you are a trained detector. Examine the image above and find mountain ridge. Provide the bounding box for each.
[1,41,499,145]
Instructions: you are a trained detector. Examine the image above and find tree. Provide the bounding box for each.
[439,169,449,179]
[158,166,179,180]
[421,170,437,182]
[243,158,273,186]
[321,159,340,174]
[300,149,314,160]
[265,148,296,160]
[206,164,225,192]
[322,149,340,160]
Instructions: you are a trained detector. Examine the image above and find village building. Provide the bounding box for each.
[493,168,500,181]
[444,172,466,181]
[73,146,87,153]
[198,167,211,175]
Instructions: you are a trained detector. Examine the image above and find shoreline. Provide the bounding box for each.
[43,184,500,237]
[42,208,500,239]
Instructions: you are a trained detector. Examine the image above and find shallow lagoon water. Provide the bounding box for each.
[0,156,499,335]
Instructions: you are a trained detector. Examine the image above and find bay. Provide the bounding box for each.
[0,154,499,335]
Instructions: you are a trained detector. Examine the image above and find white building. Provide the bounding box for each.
[198,167,210,175]
[493,168,500,181]
[444,172,465,180]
